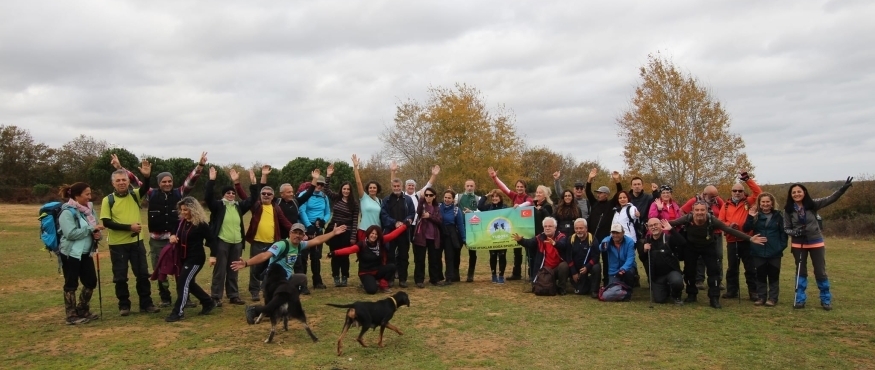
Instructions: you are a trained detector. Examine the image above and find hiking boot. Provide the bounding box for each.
[557,287,567,296]
[66,316,88,325]
[719,283,726,291]
[334,276,341,287]
[64,291,88,325]
[399,281,408,288]
[300,286,311,295]
[821,303,833,311]
[159,301,172,308]
[119,308,131,317]
[245,306,257,325]
[212,298,223,307]
[416,283,425,288]
[709,297,722,309]
[199,300,217,315]
[315,283,327,290]
[722,291,739,299]
[794,302,806,309]
[765,300,776,307]
[466,273,474,283]
[674,297,684,306]
[684,294,697,303]
[491,274,498,284]
[140,305,161,314]
[591,292,599,299]
[165,312,184,322]
[497,276,505,284]
[695,282,705,290]
[185,300,197,308]
[753,299,765,306]
[229,297,245,305]
[749,292,759,301]
[341,277,349,287]
[76,288,99,321]
[507,275,522,281]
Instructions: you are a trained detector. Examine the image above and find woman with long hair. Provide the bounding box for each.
[744,192,788,306]
[329,224,407,294]
[611,191,640,243]
[351,154,383,242]
[439,190,466,285]
[413,187,443,288]
[554,190,581,237]
[487,166,533,280]
[528,185,554,279]
[783,178,853,310]
[57,182,105,325]
[479,189,509,283]
[165,196,217,322]
[323,163,359,288]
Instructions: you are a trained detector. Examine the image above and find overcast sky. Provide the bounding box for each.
[2,0,872,184]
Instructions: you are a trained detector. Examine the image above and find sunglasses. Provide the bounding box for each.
[261,192,273,196]
[574,186,584,190]
[424,193,435,197]
[732,190,744,193]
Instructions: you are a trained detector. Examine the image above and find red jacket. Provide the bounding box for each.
[720,179,762,242]
[150,242,179,282]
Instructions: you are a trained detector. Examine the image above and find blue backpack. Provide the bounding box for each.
[39,202,82,252]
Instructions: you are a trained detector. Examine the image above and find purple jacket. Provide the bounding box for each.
[413,200,443,247]
[150,242,179,282]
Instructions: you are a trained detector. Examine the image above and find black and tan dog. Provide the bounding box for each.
[326,291,410,356]
[245,266,317,343]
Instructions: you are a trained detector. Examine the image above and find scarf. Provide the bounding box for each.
[66,199,98,227]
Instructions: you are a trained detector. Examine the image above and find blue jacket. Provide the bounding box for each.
[599,234,637,276]
[439,202,466,244]
[744,211,788,259]
[299,191,331,228]
[380,193,415,230]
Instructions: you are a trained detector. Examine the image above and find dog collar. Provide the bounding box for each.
[389,297,397,309]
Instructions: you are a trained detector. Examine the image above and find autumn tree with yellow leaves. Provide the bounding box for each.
[381,83,525,192]
[616,53,754,197]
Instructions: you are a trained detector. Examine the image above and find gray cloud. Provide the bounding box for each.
[2,0,873,185]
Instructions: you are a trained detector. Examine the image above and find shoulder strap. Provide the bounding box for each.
[276,239,291,262]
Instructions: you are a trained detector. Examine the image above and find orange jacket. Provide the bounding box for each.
[719,179,761,242]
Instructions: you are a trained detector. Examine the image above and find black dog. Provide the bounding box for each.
[246,266,317,343]
[326,291,410,356]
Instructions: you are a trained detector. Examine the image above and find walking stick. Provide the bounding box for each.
[648,237,656,309]
[94,240,103,320]
[795,252,802,306]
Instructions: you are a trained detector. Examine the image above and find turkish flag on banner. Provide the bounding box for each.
[520,209,532,218]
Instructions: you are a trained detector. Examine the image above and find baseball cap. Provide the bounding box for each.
[574,181,585,188]
[316,176,326,185]
[597,186,610,193]
[610,224,624,233]
[291,223,306,232]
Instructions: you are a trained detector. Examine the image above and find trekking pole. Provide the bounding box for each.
[648,239,654,309]
[795,252,802,306]
[736,243,741,305]
[94,239,103,320]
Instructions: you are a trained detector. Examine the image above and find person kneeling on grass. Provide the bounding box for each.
[642,219,685,305]
[327,224,407,294]
[556,218,600,298]
[598,224,638,292]
[512,217,570,295]
[230,223,347,297]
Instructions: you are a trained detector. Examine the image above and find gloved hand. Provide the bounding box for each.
[326,251,334,258]
[841,176,854,191]
[739,171,750,182]
[793,227,806,238]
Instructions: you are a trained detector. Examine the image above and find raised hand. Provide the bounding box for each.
[651,183,658,192]
[209,166,217,180]
[326,163,334,177]
[261,164,272,176]
[588,168,598,181]
[351,154,360,168]
[110,154,121,169]
[660,219,672,231]
[611,171,621,182]
[431,165,441,176]
[553,171,561,180]
[229,168,239,183]
[390,160,398,172]
[248,169,256,184]
[138,159,152,177]
[487,167,496,177]
[749,205,758,217]
[842,176,854,189]
[311,168,321,180]
[199,152,208,166]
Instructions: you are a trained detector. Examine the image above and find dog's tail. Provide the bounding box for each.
[326,303,355,309]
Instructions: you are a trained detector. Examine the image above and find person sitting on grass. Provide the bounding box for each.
[512,217,570,295]
[598,224,638,291]
[328,224,407,294]
[641,219,685,305]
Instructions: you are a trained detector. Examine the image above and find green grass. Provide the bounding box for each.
[1,204,874,369]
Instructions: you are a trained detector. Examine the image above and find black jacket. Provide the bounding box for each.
[205,179,255,249]
[642,230,685,277]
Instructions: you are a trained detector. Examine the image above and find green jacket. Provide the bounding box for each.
[744,211,788,259]
[59,203,98,259]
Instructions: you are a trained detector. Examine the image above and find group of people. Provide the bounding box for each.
[54,152,854,325]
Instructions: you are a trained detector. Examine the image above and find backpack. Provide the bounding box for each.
[532,258,557,296]
[106,191,142,218]
[622,205,645,240]
[38,202,80,254]
[599,281,633,301]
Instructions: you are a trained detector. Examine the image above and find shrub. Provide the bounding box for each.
[32,184,51,197]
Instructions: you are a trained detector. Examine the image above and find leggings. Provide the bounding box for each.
[489,250,507,275]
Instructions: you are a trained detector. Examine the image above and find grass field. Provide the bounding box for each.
[2,203,874,369]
